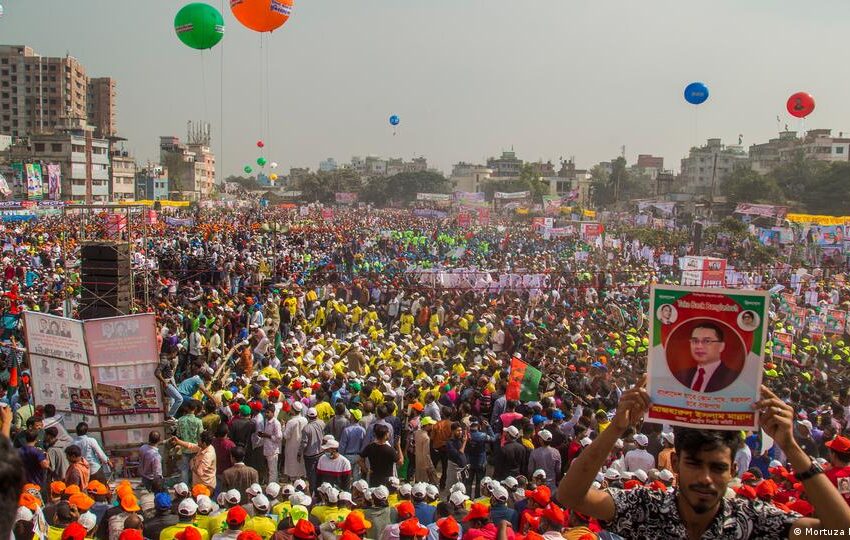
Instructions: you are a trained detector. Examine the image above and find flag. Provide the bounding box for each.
[506,357,542,402]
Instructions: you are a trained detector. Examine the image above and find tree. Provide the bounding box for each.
[293,169,362,203]
[771,149,827,204]
[481,164,549,202]
[800,162,850,215]
[224,174,262,190]
[360,171,453,205]
[720,168,784,205]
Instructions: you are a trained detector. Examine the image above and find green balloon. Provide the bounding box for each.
[174,3,224,50]
[257,157,267,166]
[244,166,252,174]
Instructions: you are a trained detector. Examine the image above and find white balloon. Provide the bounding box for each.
[0,5,5,17]
[270,162,278,169]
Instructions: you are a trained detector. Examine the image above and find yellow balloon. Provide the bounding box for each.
[270,173,278,181]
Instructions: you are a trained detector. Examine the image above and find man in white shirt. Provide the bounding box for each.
[258,403,283,483]
[624,433,655,472]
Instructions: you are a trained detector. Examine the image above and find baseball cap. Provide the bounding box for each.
[490,484,509,502]
[826,436,850,453]
[225,489,241,505]
[634,434,649,446]
[372,486,389,500]
[395,501,415,519]
[173,483,190,497]
[246,483,262,496]
[436,517,460,539]
[538,430,552,442]
[154,493,172,510]
[449,491,469,507]
[227,505,248,526]
[533,469,546,479]
[412,482,427,499]
[399,518,429,537]
[505,425,520,439]
[420,416,437,427]
[178,498,199,517]
[266,482,281,498]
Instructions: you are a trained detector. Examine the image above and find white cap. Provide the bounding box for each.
[621,471,634,481]
[252,494,270,512]
[502,477,518,489]
[412,482,428,498]
[491,484,509,502]
[294,479,308,491]
[634,434,649,446]
[78,511,97,531]
[352,480,369,494]
[225,489,241,505]
[450,482,467,494]
[604,469,621,481]
[290,493,312,507]
[614,438,624,449]
[399,483,412,497]
[426,484,439,498]
[322,439,340,450]
[292,401,304,412]
[266,482,281,498]
[633,469,648,483]
[769,460,784,469]
[505,426,520,439]
[173,482,190,496]
[339,491,353,504]
[591,481,601,490]
[317,483,332,495]
[247,483,262,496]
[196,495,214,514]
[326,487,340,504]
[657,469,675,482]
[580,437,593,447]
[281,484,295,496]
[449,491,470,507]
[388,477,401,488]
[178,498,198,517]
[372,485,390,500]
[307,407,318,418]
[538,429,552,442]
[798,419,813,431]
[661,432,674,446]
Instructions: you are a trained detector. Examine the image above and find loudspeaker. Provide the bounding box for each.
[692,222,703,255]
[79,241,132,320]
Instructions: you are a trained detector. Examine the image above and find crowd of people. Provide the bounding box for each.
[1,204,850,539]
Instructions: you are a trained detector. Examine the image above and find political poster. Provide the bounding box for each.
[23,312,86,363]
[69,387,96,416]
[789,306,808,332]
[580,222,604,241]
[772,332,792,360]
[680,257,727,288]
[334,192,358,204]
[646,285,768,430]
[321,208,334,220]
[826,309,847,335]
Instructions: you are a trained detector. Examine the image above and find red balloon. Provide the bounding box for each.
[257,140,264,148]
[787,92,815,119]
[231,0,293,33]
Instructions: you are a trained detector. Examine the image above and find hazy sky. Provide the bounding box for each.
[3,0,850,178]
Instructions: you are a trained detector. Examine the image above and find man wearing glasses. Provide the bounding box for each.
[673,322,738,392]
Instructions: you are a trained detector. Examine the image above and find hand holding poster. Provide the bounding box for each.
[646,285,768,430]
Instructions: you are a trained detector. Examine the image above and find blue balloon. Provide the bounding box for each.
[684,82,709,105]
[389,115,400,126]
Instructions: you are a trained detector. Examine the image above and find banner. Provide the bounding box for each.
[456,212,471,227]
[46,163,61,200]
[25,163,43,200]
[680,256,727,288]
[826,309,847,335]
[144,210,158,225]
[789,306,807,332]
[164,216,195,227]
[334,192,358,204]
[416,193,452,202]
[787,213,850,226]
[280,190,303,198]
[105,214,127,238]
[453,192,485,203]
[646,285,768,430]
[0,172,11,197]
[23,312,86,363]
[637,201,676,215]
[734,203,788,219]
[321,208,334,220]
[411,208,447,219]
[757,228,780,247]
[772,332,792,360]
[812,225,844,248]
[494,191,530,200]
[477,208,490,225]
[580,222,603,240]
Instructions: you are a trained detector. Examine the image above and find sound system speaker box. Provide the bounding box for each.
[693,222,704,255]
[79,241,133,320]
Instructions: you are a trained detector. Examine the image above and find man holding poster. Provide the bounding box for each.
[646,285,769,430]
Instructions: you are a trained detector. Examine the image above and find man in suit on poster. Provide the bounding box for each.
[673,322,739,393]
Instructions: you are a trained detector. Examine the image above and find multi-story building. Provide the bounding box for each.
[778,129,850,165]
[680,138,748,199]
[555,159,592,203]
[0,46,117,141]
[749,130,805,174]
[4,118,110,201]
[158,126,216,201]
[87,77,116,138]
[450,162,492,193]
[319,158,338,172]
[110,148,135,201]
[486,150,523,178]
[136,165,169,201]
[0,45,88,138]
[633,154,664,179]
[0,134,10,152]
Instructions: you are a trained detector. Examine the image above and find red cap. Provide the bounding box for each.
[399,518,428,537]
[436,517,460,539]
[756,479,778,499]
[237,532,264,540]
[395,501,415,519]
[623,480,642,490]
[788,498,814,517]
[649,480,667,492]
[268,389,281,400]
[227,505,248,526]
[250,401,263,412]
[175,527,204,540]
[229,402,240,413]
[541,505,565,527]
[118,530,144,540]
[340,511,372,535]
[289,519,317,539]
[463,502,490,522]
[524,533,544,540]
[339,531,361,540]
[769,465,788,478]
[741,471,757,483]
[62,523,88,540]
[735,485,757,500]
[529,486,551,507]
[826,436,850,453]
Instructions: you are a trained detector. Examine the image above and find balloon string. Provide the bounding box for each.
[200,50,208,124]
[259,32,264,165]
[265,32,271,163]
[219,0,225,186]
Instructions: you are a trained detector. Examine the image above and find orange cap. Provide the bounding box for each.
[436,517,460,539]
[50,481,67,496]
[395,501,415,519]
[69,492,95,512]
[63,484,81,497]
[288,519,317,540]
[174,526,203,540]
[340,511,372,535]
[192,484,211,498]
[463,502,489,522]
[86,480,109,495]
[120,495,141,512]
[18,492,40,511]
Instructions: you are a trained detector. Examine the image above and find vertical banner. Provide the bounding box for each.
[772,332,792,360]
[646,285,768,430]
[46,163,62,200]
[826,309,847,335]
[11,162,24,192]
[0,172,11,197]
[321,208,334,220]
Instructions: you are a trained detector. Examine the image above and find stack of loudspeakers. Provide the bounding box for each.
[79,241,132,320]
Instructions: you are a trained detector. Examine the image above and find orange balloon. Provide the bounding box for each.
[230,0,293,33]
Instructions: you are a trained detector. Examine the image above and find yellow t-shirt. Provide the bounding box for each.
[205,511,228,537]
[243,515,278,540]
[159,523,210,540]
